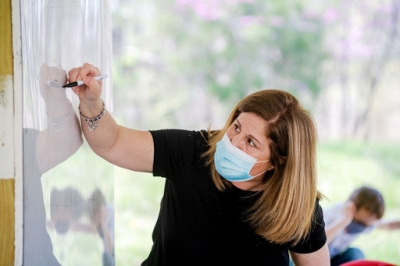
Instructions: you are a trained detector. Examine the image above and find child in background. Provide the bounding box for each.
[324,186,399,266]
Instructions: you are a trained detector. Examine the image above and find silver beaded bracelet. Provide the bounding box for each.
[79,101,106,131]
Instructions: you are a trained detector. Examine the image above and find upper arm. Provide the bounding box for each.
[290,243,329,266]
[101,126,154,173]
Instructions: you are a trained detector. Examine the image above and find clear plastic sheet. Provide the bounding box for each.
[22,0,113,129]
[20,1,114,265]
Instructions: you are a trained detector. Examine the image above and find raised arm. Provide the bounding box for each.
[376,219,400,230]
[68,63,154,172]
[325,201,355,244]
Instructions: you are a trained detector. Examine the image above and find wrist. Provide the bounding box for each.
[79,99,104,118]
[79,100,106,131]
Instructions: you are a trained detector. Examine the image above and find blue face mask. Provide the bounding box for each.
[345,220,368,234]
[214,134,269,182]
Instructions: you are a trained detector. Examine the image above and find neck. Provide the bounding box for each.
[231,181,263,192]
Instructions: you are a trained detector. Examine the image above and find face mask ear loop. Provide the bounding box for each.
[250,170,268,179]
[249,160,270,179]
[254,159,269,164]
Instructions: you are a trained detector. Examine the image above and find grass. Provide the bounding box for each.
[114,169,165,265]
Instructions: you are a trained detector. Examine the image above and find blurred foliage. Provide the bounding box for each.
[111,0,328,128]
[111,0,400,141]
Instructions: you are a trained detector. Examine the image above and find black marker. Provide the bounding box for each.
[62,74,108,88]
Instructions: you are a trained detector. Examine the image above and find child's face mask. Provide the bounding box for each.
[345,220,368,234]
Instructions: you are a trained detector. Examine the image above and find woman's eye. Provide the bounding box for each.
[248,139,255,147]
[234,124,240,132]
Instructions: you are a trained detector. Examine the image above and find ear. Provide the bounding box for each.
[267,156,286,171]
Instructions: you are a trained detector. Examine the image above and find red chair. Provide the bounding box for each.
[340,260,398,266]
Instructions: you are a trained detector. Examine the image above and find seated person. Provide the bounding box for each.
[324,186,399,266]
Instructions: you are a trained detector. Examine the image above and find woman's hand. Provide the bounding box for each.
[68,63,103,104]
[68,63,104,117]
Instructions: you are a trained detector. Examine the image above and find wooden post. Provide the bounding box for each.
[0,0,16,265]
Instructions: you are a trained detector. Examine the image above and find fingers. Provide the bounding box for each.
[83,74,101,88]
[68,63,101,82]
[344,201,354,213]
[80,63,101,79]
[68,63,103,101]
[346,201,356,212]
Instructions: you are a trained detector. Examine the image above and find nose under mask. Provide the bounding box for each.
[214,134,268,182]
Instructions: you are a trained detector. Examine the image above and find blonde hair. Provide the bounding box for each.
[203,89,322,245]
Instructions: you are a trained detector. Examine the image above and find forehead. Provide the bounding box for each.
[236,112,268,136]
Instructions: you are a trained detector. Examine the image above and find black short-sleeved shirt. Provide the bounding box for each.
[142,129,326,266]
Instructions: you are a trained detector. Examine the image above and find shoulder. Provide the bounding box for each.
[150,129,210,178]
[311,200,327,232]
[150,129,209,154]
[289,200,327,254]
[150,129,208,144]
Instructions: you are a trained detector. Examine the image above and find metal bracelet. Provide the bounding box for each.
[79,101,106,131]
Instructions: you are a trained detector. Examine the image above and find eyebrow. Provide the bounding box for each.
[235,118,262,146]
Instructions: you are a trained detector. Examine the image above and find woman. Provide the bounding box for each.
[68,63,329,265]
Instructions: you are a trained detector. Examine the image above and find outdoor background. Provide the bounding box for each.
[108,0,400,265]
